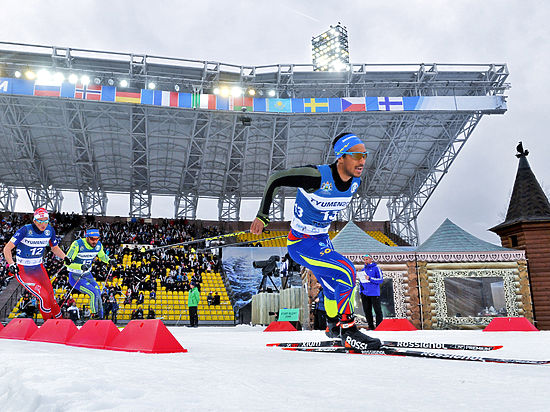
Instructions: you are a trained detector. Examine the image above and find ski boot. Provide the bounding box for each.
[339,314,381,350]
[325,316,341,339]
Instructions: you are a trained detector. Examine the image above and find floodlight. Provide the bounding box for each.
[119,79,129,88]
[68,74,78,84]
[148,82,156,89]
[220,86,230,97]
[311,23,349,72]
[107,78,115,86]
[248,89,256,96]
[231,87,242,97]
[213,87,220,95]
[81,75,90,85]
[37,69,50,80]
[53,72,65,84]
[94,77,101,85]
[174,84,180,92]
[268,89,276,97]
[14,70,21,78]
[25,70,36,80]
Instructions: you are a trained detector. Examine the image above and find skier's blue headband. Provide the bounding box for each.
[86,228,100,238]
[334,134,364,159]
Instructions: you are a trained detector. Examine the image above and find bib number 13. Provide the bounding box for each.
[321,211,338,221]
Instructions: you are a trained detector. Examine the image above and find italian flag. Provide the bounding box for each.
[192,93,216,109]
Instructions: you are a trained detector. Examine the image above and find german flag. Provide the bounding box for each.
[115,90,141,104]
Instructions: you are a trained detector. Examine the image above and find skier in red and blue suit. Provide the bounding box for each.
[3,208,68,320]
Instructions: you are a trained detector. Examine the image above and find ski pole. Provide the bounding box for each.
[142,230,252,253]
[50,263,67,284]
[100,265,114,295]
[59,274,83,309]
[195,234,287,253]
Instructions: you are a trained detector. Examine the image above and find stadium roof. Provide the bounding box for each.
[0,42,510,245]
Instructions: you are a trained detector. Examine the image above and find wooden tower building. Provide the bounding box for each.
[490,142,550,329]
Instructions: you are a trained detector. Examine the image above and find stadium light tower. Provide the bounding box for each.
[311,22,350,72]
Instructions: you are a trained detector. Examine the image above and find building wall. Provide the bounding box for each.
[495,222,550,329]
[419,261,533,330]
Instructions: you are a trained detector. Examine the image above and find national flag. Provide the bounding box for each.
[304,98,329,113]
[60,82,76,98]
[230,97,253,111]
[291,98,304,113]
[267,98,291,113]
[153,90,179,107]
[115,90,141,104]
[101,86,116,102]
[328,98,342,112]
[192,93,216,109]
[178,93,192,108]
[33,84,60,97]
[378,96,403,111]
[254,98,266,112]
[341,97,366,112]
[75,84,101,100]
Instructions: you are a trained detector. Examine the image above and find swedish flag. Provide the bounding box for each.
[304,98,329,113]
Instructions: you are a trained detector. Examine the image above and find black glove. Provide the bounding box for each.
[8,263,18,275]
[109,258,117,267]
[63,257,72,266]
[81,263,91,272]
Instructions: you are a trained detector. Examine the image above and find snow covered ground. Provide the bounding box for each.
[1,326,550,412]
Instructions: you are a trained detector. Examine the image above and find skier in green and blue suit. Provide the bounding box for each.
[64,228,115,319]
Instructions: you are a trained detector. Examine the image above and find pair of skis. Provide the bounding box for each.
[267,339,550,365]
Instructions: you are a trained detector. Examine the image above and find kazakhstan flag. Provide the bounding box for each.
[267,98,292,113]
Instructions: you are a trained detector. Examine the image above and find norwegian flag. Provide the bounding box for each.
[75,84,101,100]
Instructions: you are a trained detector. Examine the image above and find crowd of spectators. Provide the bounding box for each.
[1,212,230,322]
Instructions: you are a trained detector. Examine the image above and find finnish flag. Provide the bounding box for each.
[378,96,404,111]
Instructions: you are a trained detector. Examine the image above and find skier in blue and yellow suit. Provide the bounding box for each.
[251,132,381,351]
[65,228,114,319]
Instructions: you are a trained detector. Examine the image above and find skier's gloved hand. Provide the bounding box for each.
[63,257,72,266]
[108,258,117,267]
[81,263,91,272]
[8,263,18,276]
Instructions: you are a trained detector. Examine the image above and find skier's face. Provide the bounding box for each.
[33,219,49,232]
[339,143,366,178]
[87,236,99,247]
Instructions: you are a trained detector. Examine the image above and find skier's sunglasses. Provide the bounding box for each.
[342,151,368,160]
[34,218,49,224]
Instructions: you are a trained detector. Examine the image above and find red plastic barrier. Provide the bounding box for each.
[483,317,539,332]
[0,318,38,340]
[28,319,78,344]
[263,321,298,332]
[375,318,417,331]
[105,319,187,353]
[66,320,121,349]
[0,322,3,331]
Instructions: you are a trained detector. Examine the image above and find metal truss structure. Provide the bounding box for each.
[0,43,510,244]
